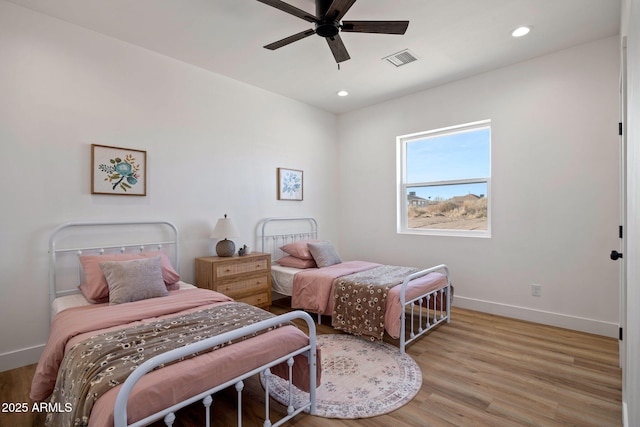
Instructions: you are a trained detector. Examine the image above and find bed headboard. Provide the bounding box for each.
[49,220,179,306]
[258,217,318,262]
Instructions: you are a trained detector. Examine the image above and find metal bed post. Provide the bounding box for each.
[399,264,450,353]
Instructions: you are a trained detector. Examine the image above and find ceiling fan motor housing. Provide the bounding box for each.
[315,20,340,37]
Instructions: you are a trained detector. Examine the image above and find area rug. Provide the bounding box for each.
[260,334,422,419]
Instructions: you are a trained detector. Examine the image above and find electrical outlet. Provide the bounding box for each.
[531,283,542,297]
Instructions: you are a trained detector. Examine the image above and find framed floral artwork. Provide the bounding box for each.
[277,168,303,201]
[91,144,147,196]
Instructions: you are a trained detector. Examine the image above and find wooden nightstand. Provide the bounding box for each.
[194,252,271,309]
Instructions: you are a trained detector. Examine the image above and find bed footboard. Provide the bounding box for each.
[399,264,451,353]
[113,311,317,427]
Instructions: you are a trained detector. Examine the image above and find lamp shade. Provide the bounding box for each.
[211,214,239,257]
[210,214,239,239]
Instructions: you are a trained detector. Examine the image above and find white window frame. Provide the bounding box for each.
[396,120,491,238]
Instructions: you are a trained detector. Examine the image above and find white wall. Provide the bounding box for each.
[621,0,639,425]
[0,0,623,373]
[0,1,339,371]
[337,36,621,336]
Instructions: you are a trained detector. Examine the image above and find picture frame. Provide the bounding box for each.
[91,144,147,196]
[277,167,303,201]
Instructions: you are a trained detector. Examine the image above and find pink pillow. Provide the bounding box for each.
[277,255,317,269]
[280,240,319,260]
[78,251,179,302]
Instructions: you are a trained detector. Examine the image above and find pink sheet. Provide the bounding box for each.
[291,261,448,339]
[292,261,379,314]
[31,288,316,427]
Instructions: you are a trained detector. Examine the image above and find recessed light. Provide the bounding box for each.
[512,26,532,37]
[337,90,349,97]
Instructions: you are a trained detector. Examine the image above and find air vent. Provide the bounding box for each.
[383,49,418,67]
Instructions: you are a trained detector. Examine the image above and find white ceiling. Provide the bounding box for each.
[7,0,621,114]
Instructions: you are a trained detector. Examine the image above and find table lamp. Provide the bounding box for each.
[211,214,239,257]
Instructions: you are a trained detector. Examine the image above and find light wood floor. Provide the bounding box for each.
[0,307,621,427]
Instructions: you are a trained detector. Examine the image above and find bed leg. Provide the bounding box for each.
[236,380,245,427]
[446,286,452,323]
[286,357,295,416]
[264,368,273,427]
[163,412,176,426]
[203,395,213,427]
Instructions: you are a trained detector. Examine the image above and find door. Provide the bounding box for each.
[614,36,628,373]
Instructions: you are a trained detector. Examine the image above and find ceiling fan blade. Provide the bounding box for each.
[341,20,409,34]
[264,29,316,50]
[326,34,350,63]
[256,0,318,23]
[324,0,357,21]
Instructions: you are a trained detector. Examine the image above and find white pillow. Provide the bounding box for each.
[100,256,168,305]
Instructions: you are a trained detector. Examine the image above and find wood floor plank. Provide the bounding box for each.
[0,307,622,427]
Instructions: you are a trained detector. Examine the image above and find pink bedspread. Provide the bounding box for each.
[292,261,379,315]
[31,288,316,427]
[292,261,448,339]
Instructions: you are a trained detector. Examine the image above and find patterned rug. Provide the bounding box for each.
[260,334,422,419]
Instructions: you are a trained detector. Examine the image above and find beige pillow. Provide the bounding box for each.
[100,256,168,305]
[79,251,180,302]
[307,241,342,268]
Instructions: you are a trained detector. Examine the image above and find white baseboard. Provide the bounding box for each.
[0,344,44,372]
[623,401,628,427]
[453,296,619,338]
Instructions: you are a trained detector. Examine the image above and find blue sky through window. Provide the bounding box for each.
[406,127,490,200]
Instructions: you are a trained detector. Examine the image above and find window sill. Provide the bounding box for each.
[398,228,491,238]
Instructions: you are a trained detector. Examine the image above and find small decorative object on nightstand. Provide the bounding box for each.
[210,214,239,257]
[195,252,272,309]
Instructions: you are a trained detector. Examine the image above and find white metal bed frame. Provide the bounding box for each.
[48,220,181,307]
[258,217,451,353]
[49,220,317,427]
[258,217,318,260]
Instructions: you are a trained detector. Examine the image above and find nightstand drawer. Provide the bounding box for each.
[216,258,268,278]
[235,291,271,308]
[218,274,269,296]
[194,253,272,309]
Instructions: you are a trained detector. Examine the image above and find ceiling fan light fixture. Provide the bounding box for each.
[511,26,532,37]
[337,90,349,97]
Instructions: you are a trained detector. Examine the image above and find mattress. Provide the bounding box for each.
[51,281,196,318]
[270,264,302,296]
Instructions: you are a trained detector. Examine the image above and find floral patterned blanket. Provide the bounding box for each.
[46,302,282,427]
[331,265,419,340]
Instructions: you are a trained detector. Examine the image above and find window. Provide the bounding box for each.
[397,120,491,237]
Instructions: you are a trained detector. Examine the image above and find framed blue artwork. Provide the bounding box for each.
[277,167,303,201]
[91,144,146,196]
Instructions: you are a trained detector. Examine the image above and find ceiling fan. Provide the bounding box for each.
[257,0,409,64]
